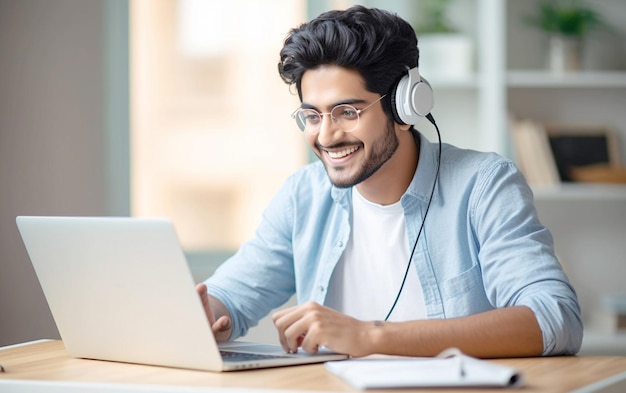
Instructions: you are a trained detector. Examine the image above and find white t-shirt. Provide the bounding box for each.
[326,188,427,322]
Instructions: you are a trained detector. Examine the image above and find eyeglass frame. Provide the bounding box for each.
[291,94,387,134]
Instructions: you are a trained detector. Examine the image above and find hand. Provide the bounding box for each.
[272,301,376,357]
[195,283,232,341]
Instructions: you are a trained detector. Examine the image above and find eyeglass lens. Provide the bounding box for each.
[295,104,361,133]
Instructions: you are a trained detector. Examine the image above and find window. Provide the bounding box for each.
[131,0,308,252]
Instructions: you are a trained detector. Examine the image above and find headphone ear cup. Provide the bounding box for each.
[390,78,407,125]
[392,67,434,125]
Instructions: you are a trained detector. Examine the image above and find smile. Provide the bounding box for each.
[327,146,359,159]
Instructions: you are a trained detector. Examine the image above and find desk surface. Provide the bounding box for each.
[1,340,626,392]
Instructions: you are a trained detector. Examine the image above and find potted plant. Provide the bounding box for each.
[413,0,473,79]
[414,0,457,34]
[524,1,606,72]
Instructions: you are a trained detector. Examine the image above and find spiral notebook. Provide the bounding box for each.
[325,348,523,389]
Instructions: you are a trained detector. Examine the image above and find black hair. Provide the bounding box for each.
[278,5,419,121]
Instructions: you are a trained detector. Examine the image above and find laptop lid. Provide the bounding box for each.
[16,216,348,372]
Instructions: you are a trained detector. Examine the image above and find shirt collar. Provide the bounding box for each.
[405,132,440,203]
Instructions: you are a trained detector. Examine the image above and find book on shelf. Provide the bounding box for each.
[509,117,560,187]
[544,124,626,184]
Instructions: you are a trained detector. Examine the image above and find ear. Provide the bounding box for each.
[396,122,412,132]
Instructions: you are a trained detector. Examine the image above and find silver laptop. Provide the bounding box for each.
[15,216,348,372]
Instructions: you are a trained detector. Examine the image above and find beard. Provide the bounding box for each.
[316,121,399,188]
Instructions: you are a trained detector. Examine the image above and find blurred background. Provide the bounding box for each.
[1,0,625,354]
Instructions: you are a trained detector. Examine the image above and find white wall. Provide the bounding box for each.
[535,196,626,326]
[0,0,121,346]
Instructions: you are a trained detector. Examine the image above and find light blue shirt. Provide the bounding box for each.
[205,133,583,356]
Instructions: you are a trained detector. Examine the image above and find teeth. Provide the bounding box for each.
[328,146,358,159]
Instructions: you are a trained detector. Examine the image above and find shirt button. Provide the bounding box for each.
[337,241,343,248]
[319,286,325,292]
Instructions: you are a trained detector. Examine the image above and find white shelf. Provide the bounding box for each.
[532,183,626,201]
[428,74,479,89]
[580,330,626,356]
[507,70,626,88]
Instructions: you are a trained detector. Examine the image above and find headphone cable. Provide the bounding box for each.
[384,113,442,321]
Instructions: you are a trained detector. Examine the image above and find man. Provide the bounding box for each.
[196,5,582,358]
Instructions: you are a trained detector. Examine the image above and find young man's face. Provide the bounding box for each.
[300,65,404,188]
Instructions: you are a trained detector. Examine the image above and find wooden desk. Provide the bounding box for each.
[1,340,626,392]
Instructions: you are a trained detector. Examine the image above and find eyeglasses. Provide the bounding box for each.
[291,95,386,134]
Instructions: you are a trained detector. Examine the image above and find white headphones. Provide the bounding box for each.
[391,67,434,125]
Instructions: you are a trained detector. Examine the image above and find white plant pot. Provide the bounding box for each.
[549,35,583,73]
[417,33,474,79]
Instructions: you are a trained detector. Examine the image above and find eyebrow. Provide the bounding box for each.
[300,98,369,111]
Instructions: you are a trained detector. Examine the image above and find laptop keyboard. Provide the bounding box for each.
[220,350,292,362]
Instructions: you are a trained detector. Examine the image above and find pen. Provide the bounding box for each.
[458,356,465,378]
[436,347,465,379]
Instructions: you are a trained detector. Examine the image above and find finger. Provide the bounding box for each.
[285,326,308,353]
[281,314,313,353]
[272,310,292,353]
[300,334,320,354]
[272,305,296,352]
[212,315,232,335]
[271,304,298,322]
[196,283,207,302]
[273,306,308,353]
[195,283,216,325]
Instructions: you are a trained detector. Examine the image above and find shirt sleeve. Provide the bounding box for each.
[470,159,583,356]
[204,175,298,340]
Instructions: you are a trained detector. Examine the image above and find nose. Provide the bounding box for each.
[316,112,342,146]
